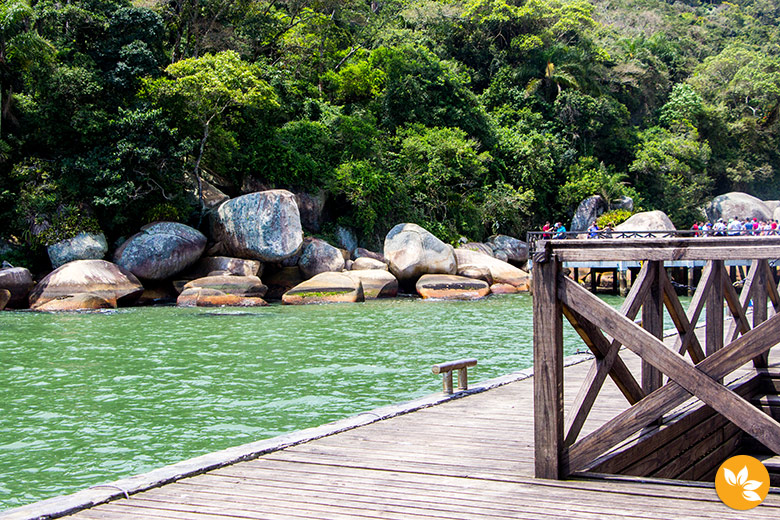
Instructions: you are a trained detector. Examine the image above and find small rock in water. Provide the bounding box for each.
[282,272,365,305]
[416,274,490,300]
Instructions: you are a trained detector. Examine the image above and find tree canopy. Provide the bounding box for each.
[3,0,780,265]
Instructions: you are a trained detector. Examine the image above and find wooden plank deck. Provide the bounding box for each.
[4,349,780,520]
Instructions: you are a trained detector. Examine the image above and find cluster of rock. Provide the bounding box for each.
[0,190,531,311]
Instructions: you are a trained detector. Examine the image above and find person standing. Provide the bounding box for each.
[588,221,600,238]
[554,222,567,239]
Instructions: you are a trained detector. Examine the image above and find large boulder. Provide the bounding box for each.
[335,226,358,253]
[487,235,528,264]
[775,207,780,222]
[0,267,35,308]
[212,190,303,262]
[182,275,267,298]
[705,192,772,222]
[47,232,108,269]
[344,270,398,299]
[454,248,531,290]
[177,288,268,307]
[295,191,327,232]
[610,196,634,212]
[34,293,115,312]
[416,274,490,300]
[282,272,365,305]
[29,260,143,309]
[298,238,345,279]
[383,223,456,283]
[114,222,206,281]
[571,195,608,232]
[351,257,388,271]
[185,256,262,279]
[614,210,676,232]
[0,288,10,310]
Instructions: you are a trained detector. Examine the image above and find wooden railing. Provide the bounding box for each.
[525,229,780,258]
[532,236,780,480]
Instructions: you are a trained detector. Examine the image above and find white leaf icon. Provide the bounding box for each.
[743,490,762,502]
[743,480,762,491]
[737,466,748,486]
[724,468,737,486]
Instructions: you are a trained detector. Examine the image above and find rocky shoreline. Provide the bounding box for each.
[0,190,531,312]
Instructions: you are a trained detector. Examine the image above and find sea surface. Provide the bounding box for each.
[0,294,617,510]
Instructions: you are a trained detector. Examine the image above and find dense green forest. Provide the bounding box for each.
[2,0,780,264]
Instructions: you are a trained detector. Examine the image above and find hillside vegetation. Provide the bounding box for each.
[2,0,780,264]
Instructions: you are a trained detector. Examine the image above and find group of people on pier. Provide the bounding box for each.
[691,217,779,236]
[539,216,779,240]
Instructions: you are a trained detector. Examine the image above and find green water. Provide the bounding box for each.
[0,294,609,511]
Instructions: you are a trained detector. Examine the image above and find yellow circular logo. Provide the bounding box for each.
[715,455,770,510]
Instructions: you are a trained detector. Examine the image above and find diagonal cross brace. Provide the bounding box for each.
[559,275,780,471]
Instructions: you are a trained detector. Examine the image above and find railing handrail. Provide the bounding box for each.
[525,229,779,256]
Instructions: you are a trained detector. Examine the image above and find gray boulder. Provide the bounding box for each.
[571,195,608,232]
[706,192,772,222]
[47,232,108,269]
[29,260,143,309]
[212,190,303,262]
[299,238,345,279]
[0,267,35,308]
[454,248,531,290]
[614,210,676,232]
[335,226,359,252]
[488,235,528,264]
[610,196,634,212]
[383,223,456,283]
[351,257,388,271]
[295,191,327,232]
[186,256,262,279]
[775,207,780,221]
[114,222,206,281]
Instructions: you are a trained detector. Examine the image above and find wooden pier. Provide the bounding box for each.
[3,236,780,519]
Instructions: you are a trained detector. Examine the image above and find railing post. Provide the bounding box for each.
[707,260,725,383]
[533,254,563,479]
[642,261,664,393]
[753,260,769,368]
